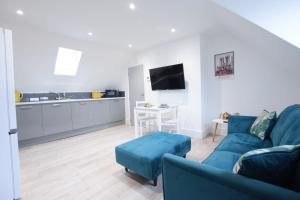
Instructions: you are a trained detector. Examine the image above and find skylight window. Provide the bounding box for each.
[54,47,82,76]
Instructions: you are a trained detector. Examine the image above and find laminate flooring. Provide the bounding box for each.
[19,125,223,200]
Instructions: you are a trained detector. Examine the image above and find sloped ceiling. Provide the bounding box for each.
[213,0,300,49]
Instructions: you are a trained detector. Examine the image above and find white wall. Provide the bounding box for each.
[135,35,203,137]
[201,32,300,135]
[0,21,134,93]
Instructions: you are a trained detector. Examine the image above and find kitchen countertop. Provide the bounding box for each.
[16,97,125,106]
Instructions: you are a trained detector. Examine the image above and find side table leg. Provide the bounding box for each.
[213,123,219,142]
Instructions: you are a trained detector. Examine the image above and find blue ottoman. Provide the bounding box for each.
[115,132,191,186]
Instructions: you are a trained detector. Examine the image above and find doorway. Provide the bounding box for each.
[128,65,145,125]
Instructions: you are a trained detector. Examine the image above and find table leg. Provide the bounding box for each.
[134,110,138,138]
[213,123,219,142]
[139,120,143,136]
[157,112,162,131]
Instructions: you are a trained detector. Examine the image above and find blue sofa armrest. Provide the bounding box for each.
[228,115,257,134]
[162,154,300,200]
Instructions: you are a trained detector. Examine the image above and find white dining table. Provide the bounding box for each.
[134,105,178,138]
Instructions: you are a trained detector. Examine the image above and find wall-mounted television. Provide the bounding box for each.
[149,63,185,90]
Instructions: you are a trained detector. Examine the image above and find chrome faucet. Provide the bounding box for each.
[50,92,64,100]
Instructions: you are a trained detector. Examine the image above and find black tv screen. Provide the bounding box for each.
[150,63,185,90]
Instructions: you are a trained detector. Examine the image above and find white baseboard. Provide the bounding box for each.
[180,128,207,139]
[203,122,228,137]
[218,127,228,136]
[125,119,131,126]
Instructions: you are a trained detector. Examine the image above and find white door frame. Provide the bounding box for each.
[128,65,145,125]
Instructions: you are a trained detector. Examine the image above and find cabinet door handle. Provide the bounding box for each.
[79,102,88,105]
[52,104,61,107]
[20,106,33,110]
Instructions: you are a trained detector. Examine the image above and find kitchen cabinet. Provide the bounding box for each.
[92,100,111,125]
[109,99,125,122]
[16,98,125,145]
[42,103,73,135]
[16,105,44,140]
[71,101,94,129]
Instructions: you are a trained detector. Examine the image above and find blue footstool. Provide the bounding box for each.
[115,132,191,186]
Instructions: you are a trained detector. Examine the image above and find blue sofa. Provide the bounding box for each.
[162,105,300,200]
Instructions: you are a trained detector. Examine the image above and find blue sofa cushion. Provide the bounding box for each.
[224,133,264,146]
[233,145,300,188]
[261,139,273,148]
[202,150,241,172]
[270,104,300,146]
[216,133,272,154]
[228,115,257,134]
[115,132,191,180]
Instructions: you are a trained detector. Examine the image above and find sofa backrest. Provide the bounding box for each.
[270,105,300,146]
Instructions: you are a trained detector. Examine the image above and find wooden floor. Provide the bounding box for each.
[19,125,223,200]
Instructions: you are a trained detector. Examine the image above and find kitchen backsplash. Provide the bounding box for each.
[21,91,125,102]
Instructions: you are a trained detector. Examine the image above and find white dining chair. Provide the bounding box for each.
[135,101,156,136]
[160,107,180,133]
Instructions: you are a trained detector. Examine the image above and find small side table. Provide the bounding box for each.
[212,119,228,142]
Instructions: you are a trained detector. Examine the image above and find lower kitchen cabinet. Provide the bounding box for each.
[71,101,94,129]
[92,100,111,125]
[16,105,44,140]
[110,99,125,122]
[42,103,73,135]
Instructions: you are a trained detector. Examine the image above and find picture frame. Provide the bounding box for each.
[214,51,234,76]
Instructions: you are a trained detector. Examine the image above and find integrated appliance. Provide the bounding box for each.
[149,63,185,90]
[104,90,125,97]
[0,28,21,200]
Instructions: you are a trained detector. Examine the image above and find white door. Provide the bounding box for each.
[0,28,14,200]
[5,29,21,199]
[128,65,145,125]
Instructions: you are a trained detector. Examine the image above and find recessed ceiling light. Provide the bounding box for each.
[16,9,24,15]
[128,44,133,48]
[171,28,176,33]
[129,3,136,10]
[88,32,93,36]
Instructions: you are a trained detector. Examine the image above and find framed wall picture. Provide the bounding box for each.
[214,51,234,76]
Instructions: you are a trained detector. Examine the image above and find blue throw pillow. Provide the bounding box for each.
[233,145,300,187]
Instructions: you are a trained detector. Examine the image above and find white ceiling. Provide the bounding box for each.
[214,0,300,49]
[0,0,225,51]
